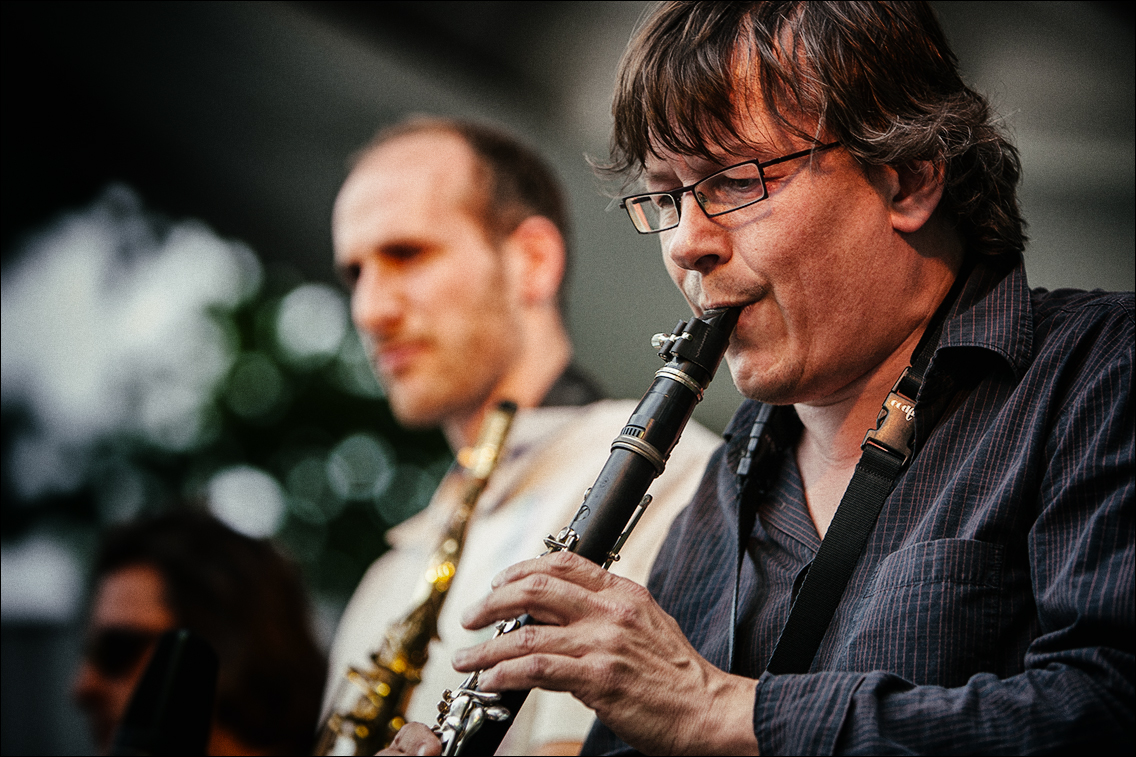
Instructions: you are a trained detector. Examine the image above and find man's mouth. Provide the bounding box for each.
[375,341,426,375]
[699,290,765,318]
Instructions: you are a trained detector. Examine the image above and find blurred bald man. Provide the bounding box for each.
[322,117,719,755]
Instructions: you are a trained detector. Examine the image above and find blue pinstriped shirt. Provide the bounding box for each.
[584,257,1134,754]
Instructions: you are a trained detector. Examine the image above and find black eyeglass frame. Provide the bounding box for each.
[617,142,840,234]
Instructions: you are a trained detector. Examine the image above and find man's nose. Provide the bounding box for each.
[664,194,732,275]
[351,263,403,336]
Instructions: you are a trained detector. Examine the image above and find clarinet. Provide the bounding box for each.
[433,306,740,755]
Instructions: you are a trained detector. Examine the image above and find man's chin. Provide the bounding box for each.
[388,406,444,431]
[386,392,447,430]
[727,356,801,406]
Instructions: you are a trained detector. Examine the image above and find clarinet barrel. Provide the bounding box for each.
[436,307,739,755]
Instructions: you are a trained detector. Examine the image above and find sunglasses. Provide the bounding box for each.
[84,628,163,678]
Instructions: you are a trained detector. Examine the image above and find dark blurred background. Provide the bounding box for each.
[2,2,1132,754]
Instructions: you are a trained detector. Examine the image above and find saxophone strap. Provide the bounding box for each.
[730,260,972,676]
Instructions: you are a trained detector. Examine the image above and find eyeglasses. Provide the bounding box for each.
[617,142,839,234]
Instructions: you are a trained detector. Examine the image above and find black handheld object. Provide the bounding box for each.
[571,306,739,562]
[447,306,739,755]
[110,628,218,756]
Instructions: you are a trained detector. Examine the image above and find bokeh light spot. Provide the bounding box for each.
[225,352,286,418]
[286,455,348,524]
[326,433,395,502]
[207,465,286,538]
[330,331,384,398]
[275,284,348,366]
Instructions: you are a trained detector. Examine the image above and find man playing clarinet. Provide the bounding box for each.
[390,2,1133,754]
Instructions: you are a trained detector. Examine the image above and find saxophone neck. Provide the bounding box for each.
[457,400,518,480]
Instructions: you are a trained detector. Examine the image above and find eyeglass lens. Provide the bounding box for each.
[624,162,769,233]
[625,194,679,233]
[699,163,767,213]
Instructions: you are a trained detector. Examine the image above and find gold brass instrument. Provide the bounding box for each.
[314,400,518,756]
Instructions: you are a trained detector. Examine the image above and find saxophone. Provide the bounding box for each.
[315,401,518,756]
[433,307,740,755]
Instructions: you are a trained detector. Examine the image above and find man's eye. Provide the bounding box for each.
[702,168,765,204]
[338,264,361,290]
[724,177,762,193]
[385,244,424,261]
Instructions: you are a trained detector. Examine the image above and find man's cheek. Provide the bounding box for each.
[660,242,681,282]
[723,351,756,400]
[663,263,699,308]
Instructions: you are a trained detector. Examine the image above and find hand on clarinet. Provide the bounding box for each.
[378,722,441,756]
[453,551,761,755]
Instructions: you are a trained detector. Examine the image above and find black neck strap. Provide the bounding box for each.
[729,260,972,676]
[726,403,780,672]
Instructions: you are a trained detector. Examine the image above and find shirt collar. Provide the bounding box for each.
[540,365,605,407]
[931,254,1034,382]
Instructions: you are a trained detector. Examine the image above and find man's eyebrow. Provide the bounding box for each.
[641,149,758,187]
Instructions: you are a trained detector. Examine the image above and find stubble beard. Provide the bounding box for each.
[381,357,507,434]
[725,346,804,406]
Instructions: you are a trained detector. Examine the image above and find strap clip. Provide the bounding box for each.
[861,367,917,467]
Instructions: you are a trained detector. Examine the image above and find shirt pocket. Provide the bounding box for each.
[834,538,1005,686]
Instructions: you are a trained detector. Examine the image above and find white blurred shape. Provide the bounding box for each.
[207,465,286,538]
[0,534,83,622]
[0,184,262,494]
[9,434,87,501]
[1,215,126,444]
[275,283,348,365]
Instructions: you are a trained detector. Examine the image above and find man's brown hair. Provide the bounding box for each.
[607,1,1025,257]
[359,117,569,249]
[357,116,572,304]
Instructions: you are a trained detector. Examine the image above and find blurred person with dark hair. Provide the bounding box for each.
[71,509,327,755]
[324,116,719,754]
[387,2,1134,755]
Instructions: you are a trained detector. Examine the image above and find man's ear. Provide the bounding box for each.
[502,215,566,307]
[880,160,946,234]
